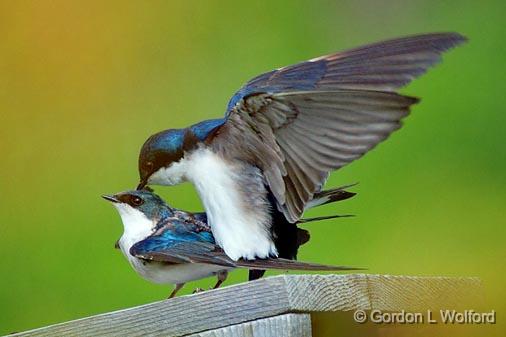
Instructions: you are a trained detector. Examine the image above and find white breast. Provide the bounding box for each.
[114,203,230,285]
[185,147,277,261]
[113,203,155,252]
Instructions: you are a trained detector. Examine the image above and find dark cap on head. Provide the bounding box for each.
[102,189,173,220]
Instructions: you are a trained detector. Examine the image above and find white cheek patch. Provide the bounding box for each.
[149,160,188,186]
[113,203,155,248]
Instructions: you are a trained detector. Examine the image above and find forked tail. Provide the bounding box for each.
[300,183,357,224]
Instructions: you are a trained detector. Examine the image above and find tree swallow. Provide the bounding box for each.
[103,189,357,298]
[136,33,467,262]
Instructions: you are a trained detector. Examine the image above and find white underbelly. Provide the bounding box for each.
[185,148,277,260]
[119,238,231,284]
[129,258,230,285]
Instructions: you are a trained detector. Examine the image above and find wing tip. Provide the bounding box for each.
[380,31,468,50]
[434,31,468,45]
[426,32,468,54]
[129,244,142,257]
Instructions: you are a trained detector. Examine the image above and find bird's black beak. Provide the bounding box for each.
[102,194,119,203]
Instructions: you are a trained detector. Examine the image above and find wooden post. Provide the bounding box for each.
[8,274,484,337]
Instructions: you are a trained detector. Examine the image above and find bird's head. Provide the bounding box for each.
[137,128,198,189]
[102,189,173,235]
[137,119,225,189]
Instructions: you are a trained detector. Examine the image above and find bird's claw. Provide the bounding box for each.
[192,287,205,294]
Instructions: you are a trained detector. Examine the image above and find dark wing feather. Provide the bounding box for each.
[129,218,234,266]
[216,90,417,222]
[226,32,466,111]
[131,240,236,267]
[130,223,359,271]
[235,258,362,271]
[132,239,359,271]
[215,33,465,222]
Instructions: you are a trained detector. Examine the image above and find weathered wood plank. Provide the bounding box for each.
[187,313,311,337]
[9,274,483,337]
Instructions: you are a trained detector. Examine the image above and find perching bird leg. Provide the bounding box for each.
[212,270,228,289]
[168,283,184,298]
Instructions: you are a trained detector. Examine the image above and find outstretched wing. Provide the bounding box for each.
[212,32,466,222]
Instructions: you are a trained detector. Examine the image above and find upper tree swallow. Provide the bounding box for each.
[103,189,357,297]
[136,33,467,261]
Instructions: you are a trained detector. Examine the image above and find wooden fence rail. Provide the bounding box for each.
[8,274,484,337]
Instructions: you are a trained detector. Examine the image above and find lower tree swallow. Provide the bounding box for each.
[136,33,467,262]
[103,189,357,298]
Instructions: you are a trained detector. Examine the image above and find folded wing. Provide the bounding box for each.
[131,235,359,271]
[129,217,233,267]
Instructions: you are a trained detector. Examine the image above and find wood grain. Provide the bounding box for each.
[187,313,311,337]
[8,274,483,337]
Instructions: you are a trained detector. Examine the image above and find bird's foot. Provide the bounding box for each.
[192,287,205,294]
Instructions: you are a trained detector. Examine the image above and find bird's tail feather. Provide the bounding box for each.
[305,183,357,210]
[237,258,362,271]
[298,183,357,224]
[248,269,266,281]
[299,214,354,224]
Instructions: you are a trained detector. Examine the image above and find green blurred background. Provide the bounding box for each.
[1,0,505,335]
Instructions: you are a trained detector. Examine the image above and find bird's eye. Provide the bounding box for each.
[145,161,153,169]
[131,196,144,206]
